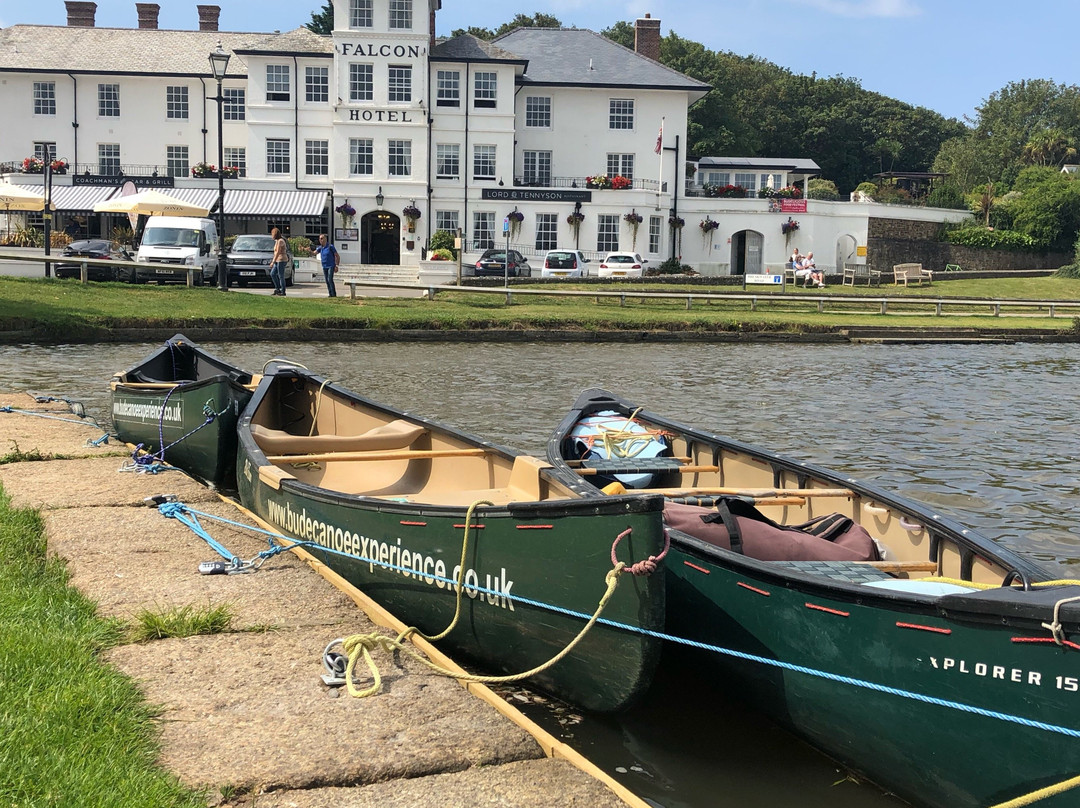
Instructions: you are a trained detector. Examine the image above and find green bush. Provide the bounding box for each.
[927,184,967,210]
[429,229,458,258]
[855,181,877,196]
[430,248,455,261]
[650,257,696,275]
[806,179,840,201]
[223,235,238,251]
[944,226,1042,251]
[288,236,312,256]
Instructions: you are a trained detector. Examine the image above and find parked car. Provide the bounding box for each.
[473,249,531,277]
[597,252,648,278]
[54,240,135,282]
[540,249,590,278]
[226,234,293,287]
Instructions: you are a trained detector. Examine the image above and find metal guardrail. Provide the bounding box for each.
[3,251,1080,319]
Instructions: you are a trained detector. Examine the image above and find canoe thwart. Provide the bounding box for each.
[268,447,490,464]
[575,458,720,476]
[652,486,854,499]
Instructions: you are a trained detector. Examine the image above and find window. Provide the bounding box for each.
[606,153,634,180]
[166,86,188,119]
[435,210,459,233]
[223,88,245,120]
[609,98,634,130]
[436,144,460,179]
[535,213,558,252]
[266,139,291,174]
[166,145,189,178]
[702,171,729,187]
[98,84,120,117]
[522,150,551,185]
[472,211,494,250]
[303,218,325,239]
[524,96,550,128]
[305,140,329,176]
[597,214,620,253]
[98,144,121,176]
[349,64,373,101]
[33,142,57,162]
[648,216,662,255]
[733,172,756,192]
[305,66,329,103]
[388,139,411,176]
[473,145,496,180]
[436,70,460,107]
[349,0,373,27]
[388,0,412,29]
[474,72,497,108]
[388,65,412,103]
[33,82,55,115]
[349,138,373,175]
[266,65,291,102]
[223,147,246,177]
[760,173,782,191]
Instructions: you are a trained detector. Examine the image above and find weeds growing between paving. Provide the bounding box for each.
[0,485,204,808]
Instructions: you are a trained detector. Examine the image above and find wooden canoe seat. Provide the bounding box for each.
[252,419,427,455]
[577,457,688,475]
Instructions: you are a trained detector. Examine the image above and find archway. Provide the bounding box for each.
[360,210,400,265]
[836,233,857,275]
[729,230,763,275]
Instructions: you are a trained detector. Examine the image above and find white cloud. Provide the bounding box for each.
[790,0,921,17]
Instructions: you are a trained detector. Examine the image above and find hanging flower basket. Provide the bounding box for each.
[507,210,524,240]
[624,210,643,249]
[335,200,356,227]
[402,204,421,232]
[21,157,44,174]
[700,217,719,249]
[781,217,800,236]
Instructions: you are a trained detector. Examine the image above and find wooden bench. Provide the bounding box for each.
[893,263,933,286]
[841,263,881,287]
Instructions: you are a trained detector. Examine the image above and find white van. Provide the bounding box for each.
[135,216,219,285]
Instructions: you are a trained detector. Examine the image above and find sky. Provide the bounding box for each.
[2,0,1075,123]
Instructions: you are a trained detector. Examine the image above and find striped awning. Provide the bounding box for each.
[223,189,329,217]
[151,187,220,210]
[50,185,118,211]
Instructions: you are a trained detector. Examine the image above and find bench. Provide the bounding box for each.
[893,263,933,286]
[841,263,882,287]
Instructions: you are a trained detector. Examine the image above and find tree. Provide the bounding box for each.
[1022,128,1078,167]
[305,1,333,35]
[451,12,562,40]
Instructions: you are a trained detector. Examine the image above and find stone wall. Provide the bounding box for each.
[868,218,1071,273]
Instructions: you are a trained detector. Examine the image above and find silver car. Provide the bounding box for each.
[226,235,293,287]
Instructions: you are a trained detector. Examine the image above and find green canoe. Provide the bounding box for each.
[235,364,668,713]
[547,388,1080,808]
[110,334,254,492]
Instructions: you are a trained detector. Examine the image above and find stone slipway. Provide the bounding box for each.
[0,392,638,808]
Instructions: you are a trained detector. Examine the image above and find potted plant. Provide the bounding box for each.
[567,210,585,246]
[21,157,44,174]
[192,161,216,178]
[402,204,421,233]
[700,217,719,248]
[611,175,632,190]
[623,210,643,249]
[507,210,524,240]
[50,159,67,175]
[335,200,356,228]
[668,215,684,255]
[220,165,240,179]
[585,174,612,190]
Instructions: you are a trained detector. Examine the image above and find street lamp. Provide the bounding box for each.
[375,186,384,208]
[209,42,230,291]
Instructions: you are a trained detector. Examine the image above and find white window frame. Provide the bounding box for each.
[349,0,373,27]
[473,144,496,180]
[305,66,329,103]
[98,143,120,176]
[436,70,460,107]
[472,211,495,250]
[648,216,662,255]
[98,83,120,117]
[223,147,246,177]
[597,214,620,253]
[388,0,412,30]
[608,98,634,130]
[349,64,373,102]
[266,65,291,102]
[733,172,757,192]
[388,65,412,103]
[305,139,329,176]
[166,86,188,119]
[524,96,551,128]
[474,72,497,108]
[166,145,189,178]
[535,213,558,252]
[33,82,56,116]
[223,88,245,120]
[349,138,373,176]
[522,150,551,185]
[388,139,411,176]
[606,153,635,180]
[266,138,291,175]
[436,144,460,179]
[435,210,459,233]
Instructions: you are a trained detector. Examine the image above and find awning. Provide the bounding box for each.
[223,189,329,217]
[152,187,220,210]
[50,185,118,211]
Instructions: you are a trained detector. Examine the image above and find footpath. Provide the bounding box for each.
[0,392,641,808]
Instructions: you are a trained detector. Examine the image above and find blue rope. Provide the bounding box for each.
[160,502,1080,740]
[131,396,227,471]
[1,405,111,444]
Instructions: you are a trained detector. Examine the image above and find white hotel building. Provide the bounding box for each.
[0,1,966,276]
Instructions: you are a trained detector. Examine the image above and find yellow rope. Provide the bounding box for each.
[599,408,666,459]
[988,774,1080,808]
[339,499,632,698]
[921,577,1080,591]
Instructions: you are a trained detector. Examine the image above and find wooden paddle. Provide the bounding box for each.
[268,447,489,464]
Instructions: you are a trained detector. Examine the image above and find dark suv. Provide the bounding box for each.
[226,235,293,287]
[473,249,532,277]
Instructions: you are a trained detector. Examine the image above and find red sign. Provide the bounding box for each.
[781,199,807,213]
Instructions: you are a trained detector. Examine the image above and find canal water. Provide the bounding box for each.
[2,339,1079,806]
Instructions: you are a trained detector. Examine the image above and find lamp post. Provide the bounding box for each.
[209,42,230,291]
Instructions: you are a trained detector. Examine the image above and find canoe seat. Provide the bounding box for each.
[252,419,427,455]
[770,560,893,584]
[580,457,685,474]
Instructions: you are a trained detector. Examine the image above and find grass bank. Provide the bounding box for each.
[0,485,203,807]
[1,275,1079,341]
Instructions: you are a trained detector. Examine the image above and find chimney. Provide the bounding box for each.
[65,1,97,27]
[634,13,661,62]
[197,5,221,32]
[135,3,159,30]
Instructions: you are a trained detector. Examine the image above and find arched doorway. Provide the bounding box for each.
[836,233,857,275]
[360,210,400,265]
[729,230,763,275]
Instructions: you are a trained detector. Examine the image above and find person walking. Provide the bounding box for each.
[310,234,339,297]
[269,228,289,296]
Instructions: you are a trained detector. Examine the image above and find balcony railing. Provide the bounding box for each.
[0,160,246,179]
[514,176,665,192]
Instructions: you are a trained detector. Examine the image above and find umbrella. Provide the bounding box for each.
[94,189,211,217]
[0,183,51,240]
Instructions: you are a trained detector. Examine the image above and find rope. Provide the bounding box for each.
[128,396,228,472]
[307,378,332,438]
[156,502,1080,742]
[0,405,111,445]
[988,775,1080,808]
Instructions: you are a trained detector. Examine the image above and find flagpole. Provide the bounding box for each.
[656,117,665,211]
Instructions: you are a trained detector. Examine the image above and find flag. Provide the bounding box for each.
[655,119,664,155]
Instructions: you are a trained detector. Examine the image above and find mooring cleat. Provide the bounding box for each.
[144,494,180,507]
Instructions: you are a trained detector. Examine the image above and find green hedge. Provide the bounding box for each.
[943,227,1042,251]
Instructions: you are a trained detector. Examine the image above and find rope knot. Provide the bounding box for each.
[610,527,671,576]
